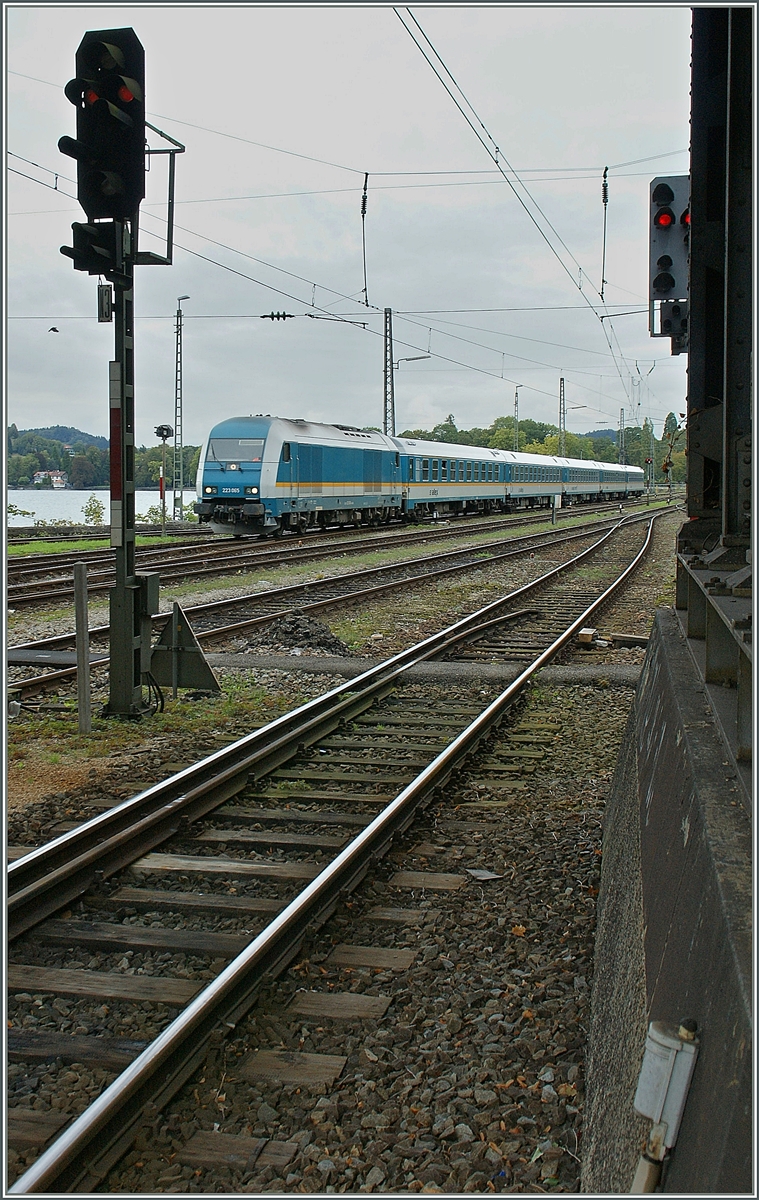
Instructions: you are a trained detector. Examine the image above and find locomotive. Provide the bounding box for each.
[194,415,645,537]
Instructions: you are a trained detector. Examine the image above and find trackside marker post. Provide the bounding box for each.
[74,562,92,733]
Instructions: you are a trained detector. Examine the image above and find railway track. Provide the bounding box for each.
[7,501,645,608]
[8,513,648,699]
[7,512,662,1193]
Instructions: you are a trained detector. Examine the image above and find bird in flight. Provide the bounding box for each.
[48,327,59,333]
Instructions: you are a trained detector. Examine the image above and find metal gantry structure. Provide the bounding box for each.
[172,296,189,522]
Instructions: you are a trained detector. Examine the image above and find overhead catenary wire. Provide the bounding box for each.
[8,170,670,411]
[393,7,635,401]
[9,154,672,418]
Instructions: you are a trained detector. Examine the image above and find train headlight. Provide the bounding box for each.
[204,486,218,495]
[244,486,259,495]
[227,462,240,471]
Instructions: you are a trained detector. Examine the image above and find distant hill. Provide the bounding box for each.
[18,426,108,448]
[586,428,617,442]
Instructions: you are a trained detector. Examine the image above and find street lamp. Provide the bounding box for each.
[393,355,431,369]
[173,296,190,523]
[154,424,173,536]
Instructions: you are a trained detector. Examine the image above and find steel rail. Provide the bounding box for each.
[8,513,660,1195]
[7,506,629,609]
[7,515,642,922]
[8,514,649,702]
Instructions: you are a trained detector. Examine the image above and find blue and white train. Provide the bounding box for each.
[194,415,644,536]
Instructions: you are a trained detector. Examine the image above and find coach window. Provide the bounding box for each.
[422,459,429,482]
[488,463,494,482]
[281,442,291,462]
[432,460,439,482]
[441,460,448,481]
[466,462,472,481]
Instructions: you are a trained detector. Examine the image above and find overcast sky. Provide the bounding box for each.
[6,3,692,450]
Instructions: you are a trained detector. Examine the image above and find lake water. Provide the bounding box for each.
[6,489,199,528]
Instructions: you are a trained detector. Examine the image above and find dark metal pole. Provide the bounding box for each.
[106,219,147,717]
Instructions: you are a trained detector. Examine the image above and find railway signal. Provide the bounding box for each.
[649,175,690,347]
[60,220,128,284]
[59,27,145,221]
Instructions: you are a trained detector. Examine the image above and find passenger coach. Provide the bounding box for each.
[194,416,644,536]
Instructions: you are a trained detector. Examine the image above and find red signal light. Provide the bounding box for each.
[680,208,690,226]
[654,208,675,228]
[117,83,134,102]
[85,88,100,106]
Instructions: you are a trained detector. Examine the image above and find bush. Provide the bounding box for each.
[81,495,107,525]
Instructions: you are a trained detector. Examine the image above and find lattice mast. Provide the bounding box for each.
[383,308,395,436]
[172,297,188,521]
[558,377,566,457]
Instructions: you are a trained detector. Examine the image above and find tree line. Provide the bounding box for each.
[7,412,687,488]
[397,413,685,481]
[7,426,201,489]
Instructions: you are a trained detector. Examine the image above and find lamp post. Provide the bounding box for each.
[173,295,190,522]
[154,424,173,536]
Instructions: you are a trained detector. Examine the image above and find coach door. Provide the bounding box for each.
[279,441,296,499]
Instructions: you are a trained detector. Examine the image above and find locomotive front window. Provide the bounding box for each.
[209,438,265,462]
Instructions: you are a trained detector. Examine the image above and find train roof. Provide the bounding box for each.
[392,436,642,473]
[206,415,395,449]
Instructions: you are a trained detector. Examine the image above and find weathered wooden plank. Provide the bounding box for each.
[97,887,285,917]
[389,871,467,891]
[271,769,411,784]
[130,853,320,880]
[240,1050,346,1085]
[7,1030,146,1069]
[301,753,432,768]
[365,906,438,924]
[319,738,449,752]
[251,789,392,805]
[489,748,545,759]
[325,944,417,969]
[7,965,200,1005]
[411,842,445,856]
[177,1131,297,1171]
[289,991,391,1019]
[217,806,371,828]
[8,846,35,861]
[7,1109,70,1149]
[196,829,345,850]
[35,919,251,958]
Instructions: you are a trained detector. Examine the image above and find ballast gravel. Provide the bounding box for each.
[73,680,633,1195]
